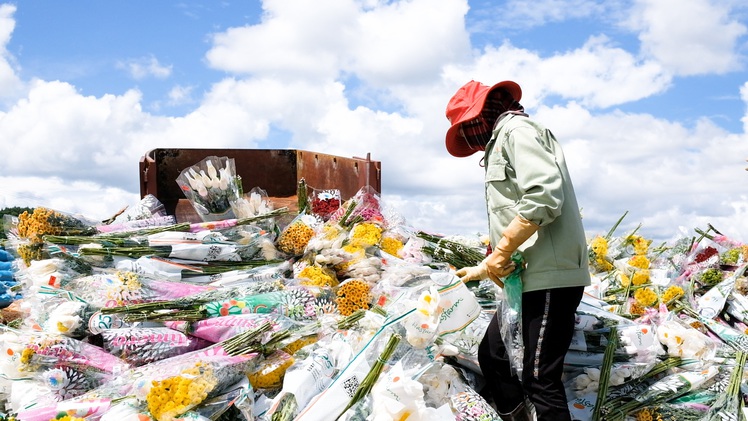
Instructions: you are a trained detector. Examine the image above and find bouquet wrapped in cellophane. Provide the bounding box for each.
[177,155,242,222]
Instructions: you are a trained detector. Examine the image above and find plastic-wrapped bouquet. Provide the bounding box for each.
[177,156,241,222]
[16,207,98,244]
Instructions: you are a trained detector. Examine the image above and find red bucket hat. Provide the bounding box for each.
[445,80,522,157]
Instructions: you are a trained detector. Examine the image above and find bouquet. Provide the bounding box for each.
[16,207,98,244]
[98,326,213,366]
[309,187,342,222]
[105,194,169,225]
[328,186,385,227]
[611,365,720,419]
[164,313,295,343]
[177,156,241,221]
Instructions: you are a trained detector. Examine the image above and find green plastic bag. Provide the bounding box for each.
[503,252,525,313]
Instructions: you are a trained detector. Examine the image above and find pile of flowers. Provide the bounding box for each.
[2,185,748,421]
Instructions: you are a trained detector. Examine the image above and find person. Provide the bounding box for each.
[444,80,591,421]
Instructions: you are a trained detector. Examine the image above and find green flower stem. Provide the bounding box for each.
[220,321,274,355]
[337,333,401,419]
[592,325,618,421]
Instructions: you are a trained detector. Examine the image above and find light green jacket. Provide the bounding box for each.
[484,113,591,292]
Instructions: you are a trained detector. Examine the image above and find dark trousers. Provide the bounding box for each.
[478,286,584,421]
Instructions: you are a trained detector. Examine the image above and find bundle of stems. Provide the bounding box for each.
[592,325,618,421]
[416,231,485,269]
[219,321,274,355]
[122,308,207,323]
[179,260,285,276]
[78,245,173,259]
[601,357,703,420]
[706,350,747,420]
[222,311,367,357]
[42,234,141,247]
[337,333,401,419]
[297,179,309,214]
[602,357,692,410]
[338,200,363,228]
[336,309,366,329]
[235,207,289,226]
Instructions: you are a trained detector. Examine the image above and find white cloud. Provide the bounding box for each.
[205,0,470,86]
[205,0,358,80]
[742,81,748,133]
[439,35,671,111]
[117,55,173,80]
[349,0,470,86]
[167,84,195,106]
[0,176,139,221]
[625,0,747,75]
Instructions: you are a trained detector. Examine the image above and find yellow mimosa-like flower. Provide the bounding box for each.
[350,222,383,248]
[248,350,295,390]
[634,287,658,307]
[146,362,217,421]
[380,236,404,256]
[298,265,339,287]
[631,270,650,286]
[589,236,608,256]
[628,255,650,269]
[661,285,684,304]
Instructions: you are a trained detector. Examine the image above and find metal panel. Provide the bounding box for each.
[139,148,382,222]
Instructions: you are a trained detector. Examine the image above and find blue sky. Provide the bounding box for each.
[2,0,748,244]
[8,2,262,116]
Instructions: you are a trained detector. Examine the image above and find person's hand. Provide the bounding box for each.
[455,262,489,283]
[483,248,516,283]
[455,260,511,288]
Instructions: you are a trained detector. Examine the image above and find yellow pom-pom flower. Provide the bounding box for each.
[634,287,658,307]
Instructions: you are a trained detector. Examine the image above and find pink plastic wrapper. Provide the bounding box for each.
[100,327,212,366]
[165,313,284,343]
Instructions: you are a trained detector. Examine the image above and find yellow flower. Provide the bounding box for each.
[634,287,658,307]
[661,285,684,304]
[628,255,650,269]
[349,222,383,248]
[248,350,295,390]
[619,273,631,287]
[117,271,142,291]
[595,257,614,272]
[298,265,339,287]
[635,408,654,421]
[632,270,650,286]
[590,236,608,256]
[17,242,46,266]
[629,301,647,316]
[278,220,315,256]
[630,235,651,255]
[146,362,217,421]
[336,279,371,316]
[380,236,404,256]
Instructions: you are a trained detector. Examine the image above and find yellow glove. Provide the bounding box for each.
[455,261,489,283]
[483,215,539,284]
[455,260,513,288]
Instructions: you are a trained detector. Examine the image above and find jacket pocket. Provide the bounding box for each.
[485,163,519,210]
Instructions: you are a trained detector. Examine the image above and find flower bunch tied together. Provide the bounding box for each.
[18,207,98,244]
[177,156,241,219]
[145,361,218,421]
